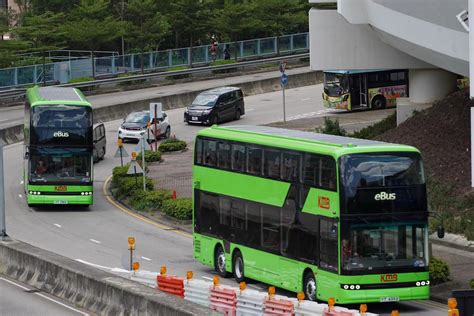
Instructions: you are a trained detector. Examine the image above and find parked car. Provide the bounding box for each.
[118,110,170,143]
[184,87,245,125]
[93,123,106,162]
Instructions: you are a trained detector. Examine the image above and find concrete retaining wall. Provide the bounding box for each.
[0,70,322,145]
[0,239,215,315]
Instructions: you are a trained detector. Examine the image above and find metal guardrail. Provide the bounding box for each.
[0,53,309,102]
[0,32,309,90]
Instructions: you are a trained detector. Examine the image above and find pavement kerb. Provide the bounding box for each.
[103,175,193,237]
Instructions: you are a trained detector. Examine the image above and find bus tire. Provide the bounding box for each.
[371,95,386,109]
[214,245,229,278]
[232,250,245,283]
[303,271,317,301]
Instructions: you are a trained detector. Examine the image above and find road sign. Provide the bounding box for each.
[114,146,129,158]
[150,102,163,119]
[135,138,146,152]
[281,73,289,86]
[127,160,144,175]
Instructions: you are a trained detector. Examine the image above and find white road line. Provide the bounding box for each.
[18,194,22,198]
[89,239,101,244]
[20,180,24,184]
[201,276,213,281]
[301,98,311,101]
[0,277,89,315]
[54,224,62,228]
[246,109,255,112]
[75,259,112,270]
[248,284,265,290]
[141,256,152,261]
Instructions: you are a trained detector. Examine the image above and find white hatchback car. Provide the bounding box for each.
[118,110,171,143]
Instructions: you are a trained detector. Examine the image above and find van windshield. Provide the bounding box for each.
[193,94,218,107]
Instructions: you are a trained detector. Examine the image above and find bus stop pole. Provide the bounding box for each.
[0,142,7,239]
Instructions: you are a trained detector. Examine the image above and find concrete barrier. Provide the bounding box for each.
[0,70,323,145]
[0,239,216,315]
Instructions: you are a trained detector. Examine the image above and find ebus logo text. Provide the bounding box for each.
[374,192,396,201]
[53,131,69,137]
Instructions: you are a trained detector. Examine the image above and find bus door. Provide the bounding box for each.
[359,74,368,107]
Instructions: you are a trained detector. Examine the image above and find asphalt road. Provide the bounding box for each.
[0,277,89,316]
[3,83,446,316]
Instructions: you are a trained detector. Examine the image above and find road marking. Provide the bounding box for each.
[201,276,213,281]
[301,98,311,101]
[75,259,113,271]
[0,277,89,315]
[54,224,62,228]
[412,300,446,310]
[89,239,101,244]
[103,175,192,239]
[246,108,255,112]
[248,284,265,290]
[18,194,22,198]
[141,256,152,261]
[20,180,24,184]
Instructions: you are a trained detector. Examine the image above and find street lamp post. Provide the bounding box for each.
[0,142,7,239]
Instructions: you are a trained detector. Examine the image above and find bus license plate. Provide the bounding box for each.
[380,297,399,302]
[192,117,198,121]
[54,200,68,205]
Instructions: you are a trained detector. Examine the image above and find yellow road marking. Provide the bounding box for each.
[102,175,192,239]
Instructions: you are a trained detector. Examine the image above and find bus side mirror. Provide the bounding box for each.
[437,225,445,239]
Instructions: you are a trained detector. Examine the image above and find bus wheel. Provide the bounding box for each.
[371,95,386,109]
[214,246,229,277]
[303,271,317,301]
[232,250,245,283]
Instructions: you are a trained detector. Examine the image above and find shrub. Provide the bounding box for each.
[111,164,154,199]
[315,117,346,136]
[137,150,162,162]
[349,112,396,139]
[165,66,191,80]
[161,198,192,220]
[429,257,450,285]
[68,76,97,92]
[470,279,474,289]
[158,138,187,152]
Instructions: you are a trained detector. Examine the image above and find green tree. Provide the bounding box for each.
[62,0,125,77]
[13,11,66,82]
[124,0,170,72]
[30,0,79,14]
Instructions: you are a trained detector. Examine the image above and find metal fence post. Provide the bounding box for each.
[131,54,135,72]
[112,56,116,75]
[290,35,294,51]
[168,50,172,67]
[14,68,18,86]
[33,65,38,84]
[0,142,7,239]
[257,39,261,56]
[149,53,153,71]
[306,33,309,49]
[240,42,244,58]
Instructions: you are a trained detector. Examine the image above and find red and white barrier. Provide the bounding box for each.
[210,284,238,316]
[264,294,297,315]
[156,274,185,297]
[184,279,211,307]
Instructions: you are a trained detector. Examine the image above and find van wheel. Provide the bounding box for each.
[214,245,229,277]
[233,250,245,283]
[371,95,386,109]
[303,271,317,301]
[211,115,219,125]
[100,147,105,160]
[234,109,241,120]
[164,126,171,139]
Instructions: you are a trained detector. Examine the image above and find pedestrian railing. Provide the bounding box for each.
[0,32,309,89]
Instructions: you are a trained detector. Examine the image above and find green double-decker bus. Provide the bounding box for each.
[24,87,94,206]
[192,125,430,304]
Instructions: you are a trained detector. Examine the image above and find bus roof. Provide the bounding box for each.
[26,86,91,106]
[197,125,419,157]
[324,69,387,75]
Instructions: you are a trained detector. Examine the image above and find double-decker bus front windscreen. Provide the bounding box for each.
[30,105,92,146]
[29,147,92,185]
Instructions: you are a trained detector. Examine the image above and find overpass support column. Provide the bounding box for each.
[397,69,457,125]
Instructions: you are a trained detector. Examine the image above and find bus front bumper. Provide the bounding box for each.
[332,285,429,304]
[27,194,93,205]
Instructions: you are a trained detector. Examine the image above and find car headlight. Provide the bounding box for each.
[184,108,189,114]
[203,109,212,114]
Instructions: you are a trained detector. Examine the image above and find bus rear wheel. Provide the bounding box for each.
[214,245,229,277]
[303,271,317,301]
[371,95,386,109]
[233,250,245,283]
